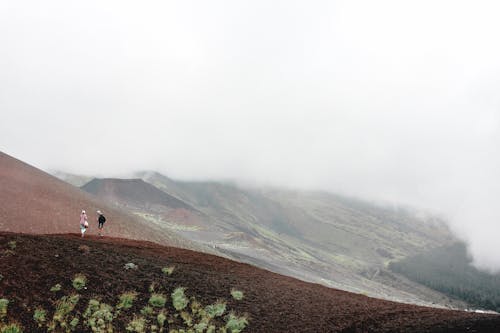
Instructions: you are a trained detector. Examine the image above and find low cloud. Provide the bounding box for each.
[1,0,500,270]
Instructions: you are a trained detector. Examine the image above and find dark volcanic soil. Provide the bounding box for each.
[1,233,499,332]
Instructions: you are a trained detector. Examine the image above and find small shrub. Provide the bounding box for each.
[149,294,167,308]
[161,266,175,276]
[2,250,15,257]
[50,283,62,292]
[171,288,188,311]
[126,316,146,332]
[33,308,46,327]
[83,300,114,333]
[205,300,226,318]
[0,323,23,333]
[69,317,79,330]
[194,322,208,332]
[140,306,154,317]
[148,282,157,293]
[0,299,9,319]
[0,274,4,282]
[225,313,248,333]
[117,292,137,310]
[72,274,87,290]
[230,289,244,301]
[7,241,16,250]
[54,294,80,321]
[180,311,193,327]
[157,312,166,327]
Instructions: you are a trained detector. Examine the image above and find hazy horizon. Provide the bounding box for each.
[1,1,500,271]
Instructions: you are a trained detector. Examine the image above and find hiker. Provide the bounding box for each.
[80,210,89,237]
[96,210,106,236]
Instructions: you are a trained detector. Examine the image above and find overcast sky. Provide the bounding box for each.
[1,1,500,270]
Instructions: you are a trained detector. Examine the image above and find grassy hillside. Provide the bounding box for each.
[389,242,500,312]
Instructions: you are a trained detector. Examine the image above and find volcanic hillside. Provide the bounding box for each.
[81,178,207,229]
[0,151,197,249]
[1,232,500,332]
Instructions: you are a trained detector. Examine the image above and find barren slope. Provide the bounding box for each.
[0,151,198,250]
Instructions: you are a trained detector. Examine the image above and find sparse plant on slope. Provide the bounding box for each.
[7,241,16,250]
[33,308,46,327]
[126,316,146,333]
[225,312,248,333]
[171,288,188,311]
[230,289,244,301]
[50,284,62,292]
[205,300,226,319]
[140,306,153,317]
[0,299,8,319]
[49,294,80,331]
[72,274,87,290]
[161,266,175,276]
[156,311,166,328]
[0,322,23,333]
[83,299,114,333]
[117,292,138,310]
[149,294,167,308]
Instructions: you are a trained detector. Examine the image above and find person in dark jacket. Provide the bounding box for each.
[96,210,106,236]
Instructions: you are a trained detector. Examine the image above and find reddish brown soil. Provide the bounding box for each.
[0,151,197,250]
[1,233,499,332]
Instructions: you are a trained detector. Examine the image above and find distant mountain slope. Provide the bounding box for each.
[136,171,461,307]
[81,178,208,230]
[82,178,195,211]
[54,169,463,307]
[0,151,198,250]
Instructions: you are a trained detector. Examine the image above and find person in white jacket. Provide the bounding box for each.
[80,210,89,237]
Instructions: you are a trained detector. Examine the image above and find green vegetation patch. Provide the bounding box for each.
[50,284,62,292]
[230,288,244,301]
[225,312,248,333]
[72,274,87,290]
[389,242,500,312]
[148,293,167,308]
[0,323,23,333]
[0,299,9,319]
[126,316,146,332]
[33,308,46,327]
[117,292,138,310]
[83,299,114,332]
[171,288,188,311]
[205,300,226,319]
[161,265,175,276]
